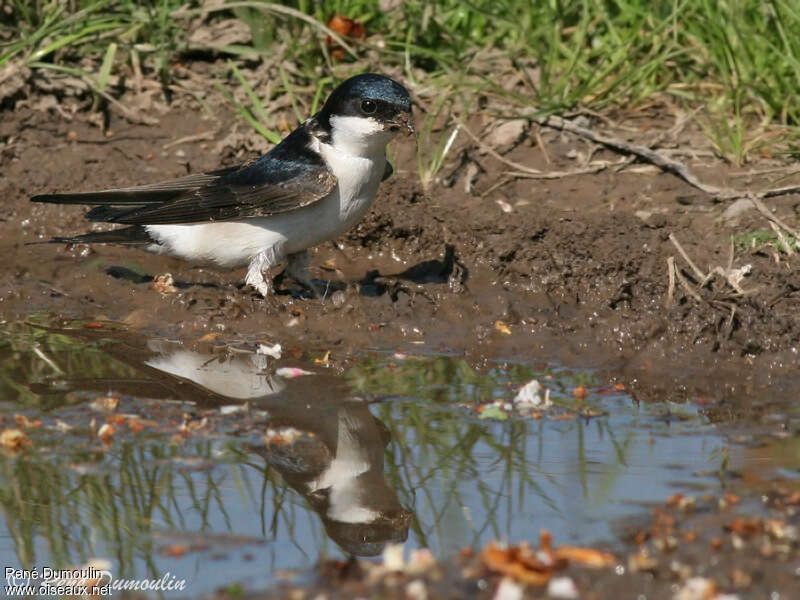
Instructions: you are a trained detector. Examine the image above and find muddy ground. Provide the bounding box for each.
[2,87,800,598]
[3,103,800,406]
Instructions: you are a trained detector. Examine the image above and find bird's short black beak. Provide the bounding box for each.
[388,112,415,136]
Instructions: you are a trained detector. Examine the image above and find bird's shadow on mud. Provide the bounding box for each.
[104,244,468,301]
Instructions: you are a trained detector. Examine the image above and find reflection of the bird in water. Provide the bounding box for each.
[255,398,411,556]
[31,323,411,557]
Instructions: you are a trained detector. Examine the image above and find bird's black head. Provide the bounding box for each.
[316,73,413,138]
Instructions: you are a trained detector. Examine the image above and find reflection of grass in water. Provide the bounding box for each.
[346,355,633,549]
[0,440,243,578]
[227,449,328,567]
[0,321,138,409]
[347,354,565,405]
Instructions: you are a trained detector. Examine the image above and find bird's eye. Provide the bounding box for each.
[361,99,377,114]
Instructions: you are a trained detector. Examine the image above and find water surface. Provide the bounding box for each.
[0,321,751,594]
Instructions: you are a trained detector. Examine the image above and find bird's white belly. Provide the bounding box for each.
[144,153,383,268]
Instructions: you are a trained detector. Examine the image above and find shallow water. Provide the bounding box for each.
[0,321,761,594]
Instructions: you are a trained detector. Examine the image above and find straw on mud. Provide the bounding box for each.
[535,115,800,203]
[750,197,800,240]
[702,266,750,295]
[533,127,551,164]
[723,304,736,339]
[535,114,730,196]
[768,221,795,256]
[458,121,543,176]
[505,164,610,180]
[458,121,614,180]
[665,256,676,309]
[668,233,705,282]
[163,131,216,149]
[673,266,704,303]
[727,236,735,272]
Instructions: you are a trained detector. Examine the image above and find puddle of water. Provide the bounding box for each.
[0,321,741,594]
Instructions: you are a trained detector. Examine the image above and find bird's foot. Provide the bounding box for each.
[286,250,328,300]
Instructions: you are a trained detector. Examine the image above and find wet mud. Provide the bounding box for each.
[3,108,800,409]
[2,102,800,598]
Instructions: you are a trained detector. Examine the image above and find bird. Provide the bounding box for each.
[31,73,414,299]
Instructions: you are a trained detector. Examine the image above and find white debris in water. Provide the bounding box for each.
[405,579,428,600]
[513,379,552,408]
[407,548,436,574]
[256,343,282,359]
[382,543,405,571]
[673,577,740,600]
[493,577,523,600]
[547,576,579,599]
[264,427,303,445]
[275,367,314,378]
[219,405,246,415]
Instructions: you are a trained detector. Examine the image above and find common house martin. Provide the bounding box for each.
[31,73,414,299]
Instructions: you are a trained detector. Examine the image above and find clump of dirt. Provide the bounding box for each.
[2,100,800,410]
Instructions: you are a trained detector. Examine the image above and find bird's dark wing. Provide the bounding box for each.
[31,166,242,206]
[31,126,337,225]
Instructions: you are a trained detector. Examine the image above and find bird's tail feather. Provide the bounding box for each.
[31,190,181,206]
[29,166,239,207]
[27,225,153,246]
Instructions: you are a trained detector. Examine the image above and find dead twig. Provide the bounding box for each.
[768,221,795,256]
[535,115,800,202]
[762,184,800,200]
[536,114,731,196]
[533,126,551,164]
[668,234,705,281]
[458,121,543,176]
[163,131,216,149]
[504,164,609,180]
[750,196,800,240]
[665,256,676,308]
[667,232,754,301]
[673,265,704,303]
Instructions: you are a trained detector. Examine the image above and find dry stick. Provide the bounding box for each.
[674,266,704,303]
[533,126,551,164]
[617,108,696,175]
[726,304,736,338]
[730,166,800,178]
[762,184,800,199]
[480,176,513,198]
[459,122,544,176]
[535,115,800,202]
[668,233,706,281]
[163,131,216,150]
[459,122,613,181]
[768,221,795,256]
[727,236,734,272]
[750,196,800,239]
[504,164,609,179]
[665,256,676,308]
[535,115,732,197]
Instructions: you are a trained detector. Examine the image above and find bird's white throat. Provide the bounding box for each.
[328,114,395,157]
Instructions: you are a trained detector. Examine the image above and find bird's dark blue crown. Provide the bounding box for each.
[323,73,411,113]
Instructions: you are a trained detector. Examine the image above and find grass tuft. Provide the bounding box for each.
[2,0,799,164]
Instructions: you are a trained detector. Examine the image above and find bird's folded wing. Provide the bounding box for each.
[32,162,337,225]
[30,166,242,205]
[109,166,337,224]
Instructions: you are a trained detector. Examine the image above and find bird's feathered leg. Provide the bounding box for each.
[245,246,283,298]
